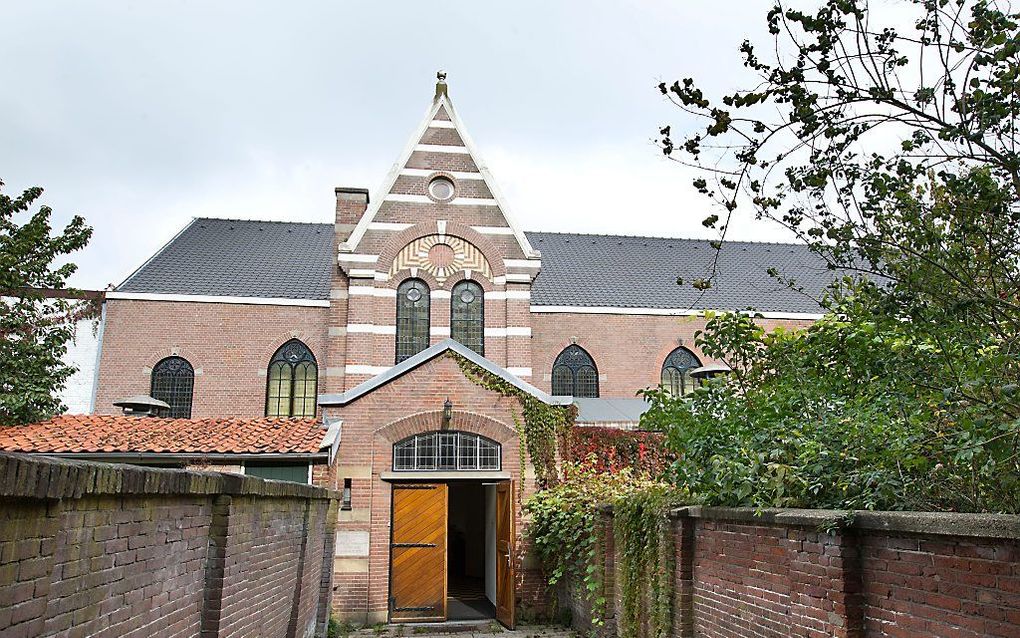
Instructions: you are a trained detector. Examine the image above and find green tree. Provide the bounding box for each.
[0,180,93,425]
[643,0,1020,512]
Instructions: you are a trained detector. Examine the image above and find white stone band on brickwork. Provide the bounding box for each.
[366,222,414,231]
[472,226,515,235]
[344,364,391,375]
[414,144,471,154]
[400,169,485,180]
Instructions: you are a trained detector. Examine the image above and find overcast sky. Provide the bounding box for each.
[1,1,799,290]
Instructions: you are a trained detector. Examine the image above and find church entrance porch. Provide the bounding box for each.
[389,480,514,627]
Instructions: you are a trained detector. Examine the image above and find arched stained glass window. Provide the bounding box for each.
[265,339,318,418]
[393,431,501,471]
[450,280,484,355]
[661,347,701,396]
[151,356,194,418]
[550,345,599,398]
[396,279,430,363]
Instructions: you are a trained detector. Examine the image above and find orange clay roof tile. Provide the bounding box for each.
[0,415,325,455]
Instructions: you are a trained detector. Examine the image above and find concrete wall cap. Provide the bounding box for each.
[666,505,1020,540]
[0,452,340,501]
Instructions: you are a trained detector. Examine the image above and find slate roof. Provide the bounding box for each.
[117,218,334,300]
[526,232,834,314]
[115,218,835,313]
[0,415,328,455]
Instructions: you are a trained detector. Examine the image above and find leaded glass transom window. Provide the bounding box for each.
[392,431,501,471]
[265,339,318,418]
[451,280,484,355]
[661,347,701,396]
[151,356,194,418]
[550,345,599,398]
[396,279,430,363]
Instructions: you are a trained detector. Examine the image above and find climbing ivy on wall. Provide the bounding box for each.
[564,427,674,476]
[454,354,574,487]
[614,486,682,638]
[524,463,684,633]
[455,352,683,637]
[525,465,643,626]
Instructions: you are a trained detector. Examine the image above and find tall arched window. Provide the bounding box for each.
[266,339,318,418]
[551,345,599,397]
[151,356,194,418]
[450,280,484,355]
[396,278,430,363]
[661,347,701,396]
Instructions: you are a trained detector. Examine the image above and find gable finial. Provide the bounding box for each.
[435,70,448,99]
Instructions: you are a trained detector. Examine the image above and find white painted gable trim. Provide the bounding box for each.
[442,94,540,259]
[343,99,443,252]
[106,291,330,307]
[341,92,540,259]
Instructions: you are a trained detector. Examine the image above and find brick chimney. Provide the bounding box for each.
[334,187,369,243]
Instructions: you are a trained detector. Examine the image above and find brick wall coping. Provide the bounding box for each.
[0,452,340,501]
[660,505,1020,540]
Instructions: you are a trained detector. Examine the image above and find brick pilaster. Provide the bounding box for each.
[200,494,231,638]
[670,510,695,638]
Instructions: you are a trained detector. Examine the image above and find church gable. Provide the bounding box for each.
[340,74,539,269]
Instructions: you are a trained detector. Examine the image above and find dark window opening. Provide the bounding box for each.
[245,462,310,484]
[450,280,484,355]
[661,347,701,396]
[342,478,352,510]
[550,345,599,398]
[150,356,194,418]
[265,339,318,418]
[396,279,431,363]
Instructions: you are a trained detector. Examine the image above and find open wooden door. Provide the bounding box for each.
[495,480,515,629]
[390,483,448,622]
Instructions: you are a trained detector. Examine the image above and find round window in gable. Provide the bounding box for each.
[428,176,456,201]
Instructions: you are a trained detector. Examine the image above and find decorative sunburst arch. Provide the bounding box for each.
[389,234,492,284]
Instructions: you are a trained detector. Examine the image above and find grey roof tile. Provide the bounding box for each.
[117,218,333,300]
[526,231,835,314]
[116,219,837,313]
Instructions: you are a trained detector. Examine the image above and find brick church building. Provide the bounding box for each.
[7,75,833,626]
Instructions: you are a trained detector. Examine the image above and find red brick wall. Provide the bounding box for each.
[561,506,1020,638]
[860,533,1020,637]
[0,453,339,638]
[530,313,814,398]
[95,299,329,418]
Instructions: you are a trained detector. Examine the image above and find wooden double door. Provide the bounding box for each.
[389,481,515,628]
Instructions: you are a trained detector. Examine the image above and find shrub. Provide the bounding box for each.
[562,427,673,476]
